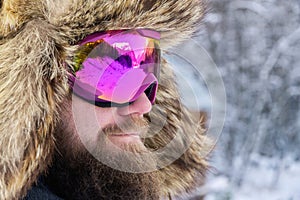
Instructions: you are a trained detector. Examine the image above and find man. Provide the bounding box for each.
[0,0,212,199]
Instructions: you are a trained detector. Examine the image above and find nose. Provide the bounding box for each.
[117,93,152,116]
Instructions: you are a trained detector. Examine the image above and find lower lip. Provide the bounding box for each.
[108,134,142,145]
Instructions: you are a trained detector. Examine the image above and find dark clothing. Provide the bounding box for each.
[23,177,62,200]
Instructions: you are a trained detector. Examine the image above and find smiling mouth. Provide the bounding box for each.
[109,133,140,137]
[107,133,143,145]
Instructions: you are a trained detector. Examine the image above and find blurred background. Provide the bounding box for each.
[176,0,300,199]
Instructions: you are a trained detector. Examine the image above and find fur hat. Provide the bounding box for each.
[0,0,211,199]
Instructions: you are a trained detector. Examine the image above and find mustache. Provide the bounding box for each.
[100,116,149,137]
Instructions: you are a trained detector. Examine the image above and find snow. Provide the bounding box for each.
[204,155,300,200]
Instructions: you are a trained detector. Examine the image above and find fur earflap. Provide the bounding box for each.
[0,0,210,199]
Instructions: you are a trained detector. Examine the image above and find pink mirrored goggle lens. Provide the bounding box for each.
[69,29,161,107]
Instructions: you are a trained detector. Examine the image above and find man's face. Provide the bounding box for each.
[65,92,152,150]
[46,92,162,199]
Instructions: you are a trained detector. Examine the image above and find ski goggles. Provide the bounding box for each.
[69,29,161,107]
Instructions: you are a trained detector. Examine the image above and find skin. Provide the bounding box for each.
[44,93,162,199]
[63,92,152,151]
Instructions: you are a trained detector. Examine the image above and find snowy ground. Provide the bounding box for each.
[204,154,300,200]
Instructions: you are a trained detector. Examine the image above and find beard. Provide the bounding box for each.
[44,116,162,200]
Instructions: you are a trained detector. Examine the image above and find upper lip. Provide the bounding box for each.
[109,132,140,137]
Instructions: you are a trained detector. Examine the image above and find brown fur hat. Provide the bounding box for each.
[0,0,211,199]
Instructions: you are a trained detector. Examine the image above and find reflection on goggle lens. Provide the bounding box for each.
[69,29,161,107]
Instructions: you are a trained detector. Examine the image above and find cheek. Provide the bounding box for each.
[72,103,100,145]
[70,95,116,145]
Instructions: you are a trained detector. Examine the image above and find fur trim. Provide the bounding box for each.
[0,0,207,48]
[0,0,210,199]
[145,61,212,197]
[0,20,68,199]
